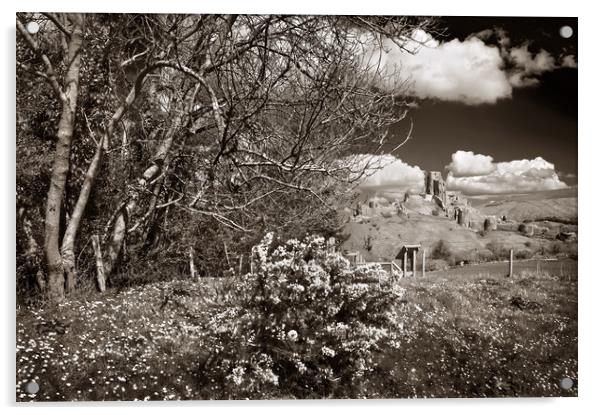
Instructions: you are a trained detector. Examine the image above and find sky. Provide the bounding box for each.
[360,16,578,196]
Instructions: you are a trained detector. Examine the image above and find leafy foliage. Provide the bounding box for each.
[431,239,455,265]
[16,13,430,302]
[200,234,405,398]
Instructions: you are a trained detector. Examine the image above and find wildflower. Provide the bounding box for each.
[287,330,298,342]
[321,346,336,357]
[227,366,245,386]
[295,361,308,374]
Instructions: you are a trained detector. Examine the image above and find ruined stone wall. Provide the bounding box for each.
[424,171,447,208]
[425,171,442,195]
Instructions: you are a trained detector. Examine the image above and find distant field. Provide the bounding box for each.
[424,258,578,279]
[476,196,577,222]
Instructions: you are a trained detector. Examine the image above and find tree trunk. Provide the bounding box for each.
[103,115,182,276]
[61,51,163,293]
[61,136,104,293]
[19,209,45,292]
[43,14,84,303]
[189,246,197,280]
[91,235,107,292]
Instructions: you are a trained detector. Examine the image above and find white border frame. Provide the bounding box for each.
[2,1,598,414]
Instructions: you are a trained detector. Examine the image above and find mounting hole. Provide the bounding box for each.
[559,377,574,390]
[559,26,573,39]
[25,21,40,35]
[25,381,40,394]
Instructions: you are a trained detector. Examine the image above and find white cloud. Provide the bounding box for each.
[561,54,577,68]
[446,150,495,177]
[445,152,568,195]
[353,154,425,193]
[559,171,577,180]
[379,30,512,105]
[508,45,557,87]
[350,151,568,196]
[510,45,556,74]
[373,28,577,104]
[508,72,540,88]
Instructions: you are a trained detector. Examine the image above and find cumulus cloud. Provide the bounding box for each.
[508,46,557,87]
[559,171,577,180]
[561,54,577,68]
[353,154,425,193]
[473,27,511,52]
[445,151,568,195]
[374,28,577,104]
[379,30,512,105]
[446,150,496,177]
[510,46,555,74]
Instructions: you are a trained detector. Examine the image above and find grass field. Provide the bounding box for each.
[369,268,578,398]
[426,258,578,279]
[16,265,577,400]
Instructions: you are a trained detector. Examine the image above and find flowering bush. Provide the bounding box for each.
[201,233,406,399]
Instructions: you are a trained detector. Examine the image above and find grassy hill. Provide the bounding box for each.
[341,213,480,262]
[469,188,577,222]
[339,212,542,263]
[339,189,577,265]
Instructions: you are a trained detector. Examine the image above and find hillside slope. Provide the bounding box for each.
[476,197,577,222]
[340,188,577,265]
[341,214,479,262]
[339,213,536,264]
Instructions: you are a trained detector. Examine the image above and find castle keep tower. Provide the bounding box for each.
[425,171,446,199]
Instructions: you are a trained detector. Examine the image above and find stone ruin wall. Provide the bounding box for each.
[423,170,497,231]
[345,170,499,232]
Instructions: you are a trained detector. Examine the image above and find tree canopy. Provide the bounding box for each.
[16,13,432,303]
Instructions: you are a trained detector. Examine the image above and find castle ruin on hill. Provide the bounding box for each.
[347,170,498,232]
[424,171,445,200]
[422,170,500,230]
[423,170,473,227]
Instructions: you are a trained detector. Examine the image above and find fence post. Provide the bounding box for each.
[422,249,426,277]
[403,251,407,278]
[508,249,513,277]
[560,261,564,278]
[412,249,416,277]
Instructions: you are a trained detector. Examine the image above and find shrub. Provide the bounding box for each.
[514,249,533,260]
[485,241,510,260]
[425,258,449,272]
[547,241,565,256]
[200,233,406,399]
[476,249,495,263]
[431,239,454,266]
[518,223,534,236]
[431,209,440,217]
[483,218,494,232]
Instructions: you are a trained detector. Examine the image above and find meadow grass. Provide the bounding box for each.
[16,269,577,400]
[368,270,577,398]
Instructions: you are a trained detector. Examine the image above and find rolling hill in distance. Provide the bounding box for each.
[468,187,577,222]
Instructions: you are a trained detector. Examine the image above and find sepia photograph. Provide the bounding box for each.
[15,12,577,401]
